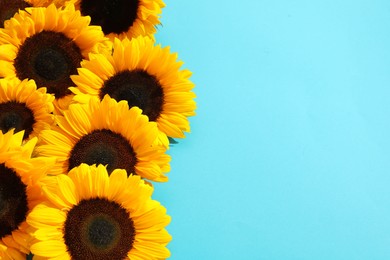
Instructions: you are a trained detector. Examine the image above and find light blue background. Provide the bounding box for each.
[154,1,390,259]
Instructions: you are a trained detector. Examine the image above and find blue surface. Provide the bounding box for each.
[154,1,390,259]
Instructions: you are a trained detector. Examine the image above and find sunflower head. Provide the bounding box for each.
[24,0,165,39]
[0,130,55,259]
[0,0,31,27]
[0,78,54,140]
[71,36,196,148]
[68,0,165,40]
[28,164,171,259]
[25,0,69,7]
[0,3,110,111]
[36,95,170,182]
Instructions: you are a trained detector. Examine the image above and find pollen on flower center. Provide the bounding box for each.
[0,101,35,140]
[34,48,69,81]
[68,129,137,174]
[64,198,135,259]
[80,0,140,35]
[0,0,31,27]
[14,30,83,98]
[0,163,28,238]
[86,215,119,250]
[101,70,164,121]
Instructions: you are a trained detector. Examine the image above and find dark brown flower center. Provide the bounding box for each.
[68,129,137,174]
[0,163,28,238]
[64,198,135,260]
[80,0,139,35]
[14,30,83,99]
[101,70,164,121]
[0,0,31,27]
[0,101,35,140]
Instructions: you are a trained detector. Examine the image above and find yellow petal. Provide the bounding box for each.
[56,174,78,205]
[27,205,66,228]
[30,240,67,258]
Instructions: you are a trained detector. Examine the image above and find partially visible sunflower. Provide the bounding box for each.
[85,0,164,40]
[71,36,196,147]
[35,95,170,182]
[0,78,54,141]
[0,130,55,260]
[28,164,171,259]
[34,0,165,40]
[0,0,31,27]
[25,0,68,7]
[0,3,110,111]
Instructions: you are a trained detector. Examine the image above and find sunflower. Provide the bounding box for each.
[0,3,110,111]
[25,0,68,7]
[27,163,171,259]
[0,0,31,27]
[0,78,54,141]
[35,95,170,182]
[71,36,196,147]
[31,0,165,40]
[0,130,55,260]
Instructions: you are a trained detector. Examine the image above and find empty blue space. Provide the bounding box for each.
[154,1,390,259]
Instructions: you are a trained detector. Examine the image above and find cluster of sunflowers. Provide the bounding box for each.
[0,0,196,259]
